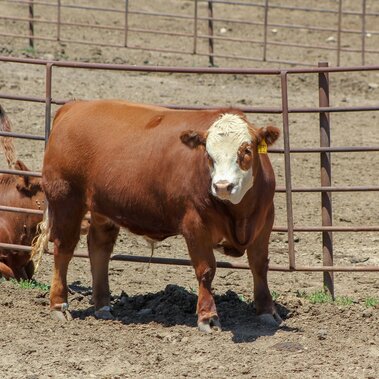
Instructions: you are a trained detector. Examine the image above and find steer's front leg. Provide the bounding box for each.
[182,210,220,333]
[247,211,282,326]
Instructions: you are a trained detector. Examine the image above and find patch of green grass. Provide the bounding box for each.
[10,278,50,292]
[21,46,37,56]
[335,295,354,306]
[271,290,280,301]
[364,297,379,308]
[238,294,247,302]
[297,289,354,306]
[307,290,332,304]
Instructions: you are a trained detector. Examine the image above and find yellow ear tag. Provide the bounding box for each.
[258,138,268,154]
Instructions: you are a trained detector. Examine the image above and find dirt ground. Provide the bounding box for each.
[0,1,379,378]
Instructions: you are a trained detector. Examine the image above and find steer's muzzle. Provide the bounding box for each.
[212,180,235,198]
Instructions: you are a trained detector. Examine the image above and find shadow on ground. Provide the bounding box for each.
[67,283,293,343]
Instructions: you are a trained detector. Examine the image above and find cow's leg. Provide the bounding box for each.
[24,259,35,280]
[2,254,28,281]
[182,210,220,333]
[247,209,282,326]
[49,199,86,321]
[12,253,32,280]
[0,261,15,279]
[87,212,120,320]
[11,266,27,281]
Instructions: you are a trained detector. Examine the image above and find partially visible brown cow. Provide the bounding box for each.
[35,99,281,331]
[0,105,44,280]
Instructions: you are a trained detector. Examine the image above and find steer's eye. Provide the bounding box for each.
[238,143,253,171]
[205,152,214,169]
[208,156,214,169]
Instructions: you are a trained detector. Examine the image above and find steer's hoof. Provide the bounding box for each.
[258,312,283,327]
[94,305,114,320]
[198,316,222,333]
[50,303,72,322]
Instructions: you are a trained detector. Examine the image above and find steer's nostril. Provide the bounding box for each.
[226,183,234,192]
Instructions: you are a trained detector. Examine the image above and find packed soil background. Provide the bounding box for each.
[0,1,379,378]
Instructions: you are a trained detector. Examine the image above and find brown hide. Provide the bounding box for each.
[43,100,281,327]
[44,100,276,248]
[0,161,44,280]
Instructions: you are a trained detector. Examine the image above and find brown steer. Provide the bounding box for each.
[36,99,281,331]
[0,105,44,280]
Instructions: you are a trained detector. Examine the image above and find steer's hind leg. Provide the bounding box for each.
[182,210,220,333]
[48,198,86,321]
[0,261,15,279]
[87,212,120,320]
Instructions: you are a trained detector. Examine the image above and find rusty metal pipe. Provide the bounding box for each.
[0,205,43,215]
[0,168,41,177]
[207,0,214,66]
[319,62,334,298]
[28,0,34,49]
[280,71,295,270]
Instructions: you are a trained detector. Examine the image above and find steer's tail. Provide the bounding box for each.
[30,206,50,272]
[0,104,17,169]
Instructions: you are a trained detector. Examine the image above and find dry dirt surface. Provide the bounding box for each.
[1,1,379,378]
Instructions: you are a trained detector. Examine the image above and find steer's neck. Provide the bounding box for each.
[223,154,275,246]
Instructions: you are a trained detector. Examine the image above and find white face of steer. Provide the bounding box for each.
[205,114,253,204]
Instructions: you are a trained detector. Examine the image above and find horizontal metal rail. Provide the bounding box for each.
[1,247,374,273]
[0,205,43,215]
[0,130,45,141]
[276,186,379,193]
[57,250,379,272]
[0,168,41,177]
[2,13,378,38]
[2,55,379,75]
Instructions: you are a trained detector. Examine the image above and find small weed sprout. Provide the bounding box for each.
[10,278,50,291]
[364,297,379,308]
[271,290,279,301]
[296,289,354,306]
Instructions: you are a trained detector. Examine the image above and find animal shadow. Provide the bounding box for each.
[70,283,291,343]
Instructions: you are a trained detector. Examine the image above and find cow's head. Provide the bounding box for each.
[181,113,279,204]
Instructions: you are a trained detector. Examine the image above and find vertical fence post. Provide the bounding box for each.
[361,0,367,65]
[28,0,34,49]
[57,0,61,42]
[337,0,342,66]
[263,0,269,62]
[124,0,129,47]
[280,71,296,270]
[318,61,334,299]
[193,0,198,54]
[45,63,53,145]
[207,0,214,66]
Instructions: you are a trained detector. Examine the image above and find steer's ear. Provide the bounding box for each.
[16,175,42,197]
[257,126,280,146]
[14,161,42,197]
[14,160,29,172]
[180,130,207,149]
